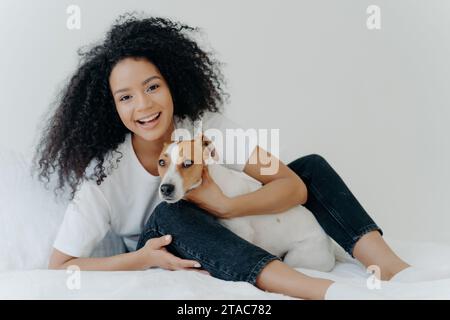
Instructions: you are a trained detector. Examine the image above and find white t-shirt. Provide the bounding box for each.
[53,111,258,257]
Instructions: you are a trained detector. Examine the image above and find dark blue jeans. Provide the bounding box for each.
[136,154,382,285]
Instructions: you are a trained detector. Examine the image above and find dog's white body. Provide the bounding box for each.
[207,163,336,272]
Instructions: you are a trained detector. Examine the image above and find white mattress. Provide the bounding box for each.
[1,237,449,300]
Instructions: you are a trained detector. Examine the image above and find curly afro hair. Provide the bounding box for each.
[32,12,228,200]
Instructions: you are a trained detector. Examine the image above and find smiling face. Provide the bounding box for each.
[109,57,174,142]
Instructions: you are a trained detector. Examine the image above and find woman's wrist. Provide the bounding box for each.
[133,248,154,270]
[221,196,238,218]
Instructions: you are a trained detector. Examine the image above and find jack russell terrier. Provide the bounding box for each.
[157,134,336,272]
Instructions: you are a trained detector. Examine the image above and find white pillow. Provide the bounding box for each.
[0,148,126,271]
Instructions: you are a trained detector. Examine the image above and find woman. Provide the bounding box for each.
[34,13,436,300]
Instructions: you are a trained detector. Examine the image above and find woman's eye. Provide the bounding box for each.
[146,84,160,93]
[158,159,165,167]
[119,95,131,102]
[182,160,193,168]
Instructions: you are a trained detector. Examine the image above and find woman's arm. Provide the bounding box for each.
[49,248,146,271]
[185,146,308,218]
[224,146,308,218]
[48,235,203,271]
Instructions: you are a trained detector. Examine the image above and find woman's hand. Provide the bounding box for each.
[183,166,234,219]
[138,235,210,275]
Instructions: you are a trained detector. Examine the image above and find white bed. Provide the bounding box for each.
[1,149,449,300]
[1,237,450,300]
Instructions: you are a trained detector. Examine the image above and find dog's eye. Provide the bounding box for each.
[182,160,193,168]
[158,159,165,167]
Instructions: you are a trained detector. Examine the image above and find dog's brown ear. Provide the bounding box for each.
[194,132,204,143]
[202,135,218,161]
[202,134,210,147]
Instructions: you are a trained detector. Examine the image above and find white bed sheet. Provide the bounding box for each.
[1,237,449,300]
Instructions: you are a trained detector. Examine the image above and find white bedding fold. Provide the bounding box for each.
[1,262,449,299]
[1,236,449,299]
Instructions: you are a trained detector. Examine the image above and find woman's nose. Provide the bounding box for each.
[135,91,154,110]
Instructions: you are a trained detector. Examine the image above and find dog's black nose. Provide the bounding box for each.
[160,184,175,196]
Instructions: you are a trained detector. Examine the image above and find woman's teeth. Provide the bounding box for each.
[137,112,161,124]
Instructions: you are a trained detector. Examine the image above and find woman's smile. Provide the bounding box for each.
[135,111,162,130]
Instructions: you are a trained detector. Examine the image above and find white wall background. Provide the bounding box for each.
[1,0,449,244]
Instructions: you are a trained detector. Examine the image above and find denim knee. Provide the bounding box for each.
[136,200,216,250]
[289,153,327,172]
[148,201,175,229]
[305,153,327,167]
[135,201,173,250]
